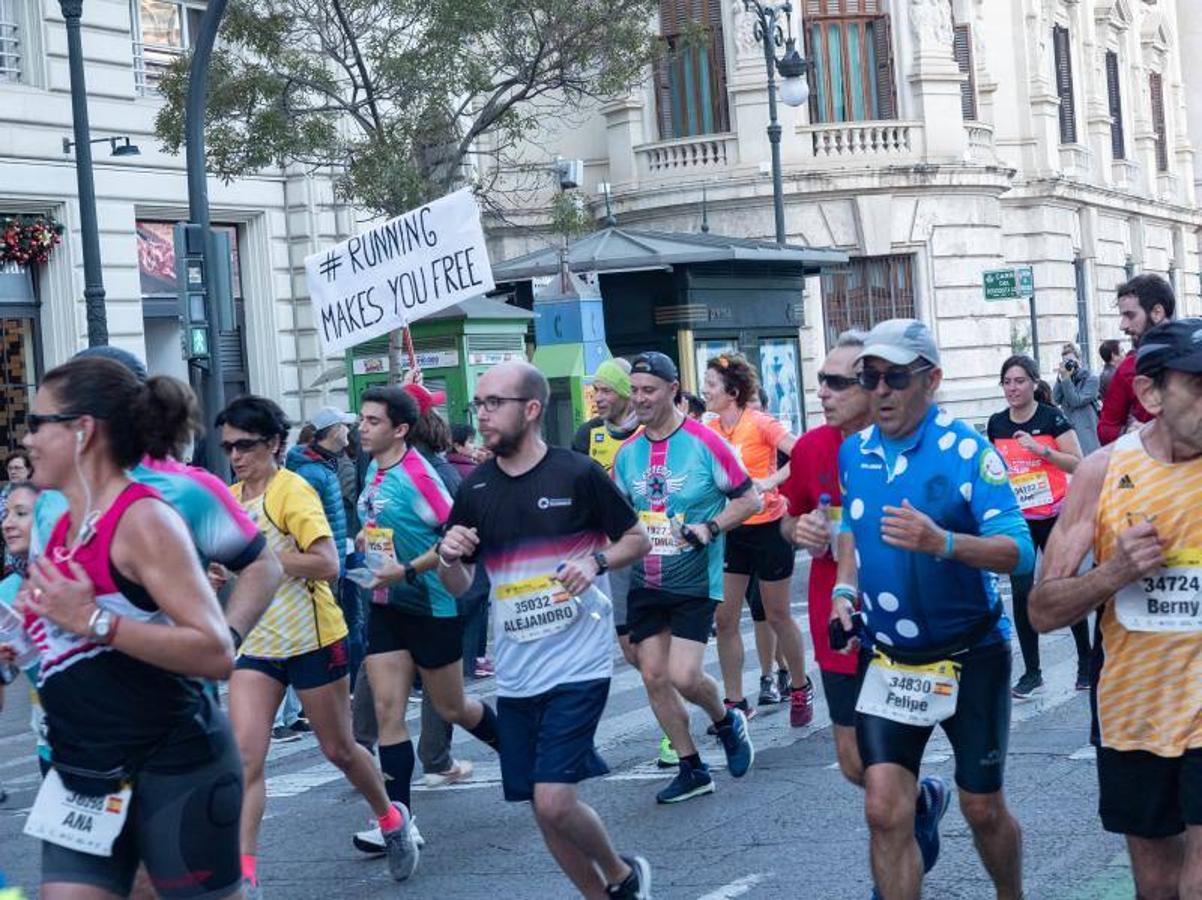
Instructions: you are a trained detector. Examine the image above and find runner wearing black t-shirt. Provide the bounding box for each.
[438,361,654,900]
[987,355,1089,699]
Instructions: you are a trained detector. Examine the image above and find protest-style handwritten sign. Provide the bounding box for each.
[305,189,496,356]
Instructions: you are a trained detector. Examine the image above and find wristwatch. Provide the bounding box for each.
[592,552,610,575]
[88,607,117,644]
[403,563,420,586]
[705,520,721,539]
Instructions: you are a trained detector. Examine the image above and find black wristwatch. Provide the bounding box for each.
[403,563,420,586]
[592,551,610,575]
[705,520,721,539]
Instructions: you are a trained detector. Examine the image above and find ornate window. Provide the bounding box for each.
[802,0,896,123]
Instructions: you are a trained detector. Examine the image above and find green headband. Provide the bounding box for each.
[593,359,631,398]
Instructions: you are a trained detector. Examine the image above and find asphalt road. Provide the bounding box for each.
[0,563,1132,899]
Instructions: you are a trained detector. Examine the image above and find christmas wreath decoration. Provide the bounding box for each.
[0,215,65,266]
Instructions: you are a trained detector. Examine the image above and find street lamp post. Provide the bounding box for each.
[58,0,108,346]
[743,1,809,246]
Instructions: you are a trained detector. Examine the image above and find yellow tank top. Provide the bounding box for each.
[1094,429,1202,755]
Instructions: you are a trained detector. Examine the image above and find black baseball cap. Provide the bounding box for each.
[1135,318,1202,377]
[630,351,679,383]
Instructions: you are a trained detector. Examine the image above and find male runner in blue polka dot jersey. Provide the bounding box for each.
[831,319,1034,900]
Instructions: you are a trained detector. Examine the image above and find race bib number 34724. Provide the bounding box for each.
[1115,549,1202,632]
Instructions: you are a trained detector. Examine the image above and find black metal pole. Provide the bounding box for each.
[1029,292,1040,368]
[185,0,230,477]
[59,0,107,346]
[750,1,788,246]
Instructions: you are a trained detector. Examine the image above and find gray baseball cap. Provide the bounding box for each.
[310,406,357,431]
[857,319,941,367]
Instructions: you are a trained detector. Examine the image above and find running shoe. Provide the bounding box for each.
[914,775,951,873]
[422,759,474,788]
[289,717,312,733]
[758,675,781,706]
[1011,671,1044,700]
[655,761,714,804]
[606,854,652,899]
[1075,662,1091,692]
[656,735,679,769]
[242,878,263,900]
[707,698,755,735]
[776,667,789,700]
[789,677,815,728]
[353,818,425,855]
[383,803,420,881]
[473,657,495,679]
[715,708,755,778]
[270,725,302,743]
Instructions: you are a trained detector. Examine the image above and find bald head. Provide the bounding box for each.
[482,361,549,413]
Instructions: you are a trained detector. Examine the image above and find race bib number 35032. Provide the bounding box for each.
[24,769,131,857]
[496,575,580,643]
[1115,549,1202,632]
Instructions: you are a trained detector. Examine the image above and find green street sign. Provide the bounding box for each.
[189,325,209,358]
[983,266,1035,301]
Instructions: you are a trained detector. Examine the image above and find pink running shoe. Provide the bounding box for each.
[789,677,815,728]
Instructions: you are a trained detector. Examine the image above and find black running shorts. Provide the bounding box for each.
[1098,746,1202,838]
[235,638,349,690]
[41,720,243,899]
[724,521,795,581]
[855,642,1011,794]
[366,605,464,670]
[821,669,863,728]
[627,589,718,645]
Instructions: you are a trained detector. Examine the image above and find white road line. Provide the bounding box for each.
[1069,745,1096,760]
[696,872,769,900]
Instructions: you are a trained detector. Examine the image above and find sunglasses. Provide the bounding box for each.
[817,373,858,392]
[219,437,269,455]
[26,413,80,434]
[858,365,933,392]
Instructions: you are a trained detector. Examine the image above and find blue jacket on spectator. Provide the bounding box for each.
[285,443,349,574]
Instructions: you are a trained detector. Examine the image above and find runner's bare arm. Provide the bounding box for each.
[831,531,859,631]
[223,547,283,643]
[715,489,762,532]
[1049,427,1084,474]
[1029,448,1163,631]
[277,536,339,581]
[437,525,478,597]
[39,498,236,680]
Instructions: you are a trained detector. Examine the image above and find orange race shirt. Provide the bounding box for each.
[708,408,789,525]
[987,404,1072,520]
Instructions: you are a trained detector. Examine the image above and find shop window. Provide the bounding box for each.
[802,0,895,123]
[654,0,729,139]
[820,254,915,350]
[132,0,204,95]
[0,262,39,458]
[137,220,249,396]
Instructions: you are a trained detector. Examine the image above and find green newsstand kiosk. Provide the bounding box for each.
[344,296,533,424]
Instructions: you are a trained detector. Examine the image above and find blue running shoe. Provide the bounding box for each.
[715,708,755,778]
[655,761,715,804]
[914,775,951,873]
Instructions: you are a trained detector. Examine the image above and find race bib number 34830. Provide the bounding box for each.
[855,653,961,727]
[1115,549,1202,632]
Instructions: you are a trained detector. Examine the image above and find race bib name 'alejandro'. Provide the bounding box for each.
[496,574,580,643]
[1115,549,1202,632]
[25,769,131,857]
[856,653,961,727]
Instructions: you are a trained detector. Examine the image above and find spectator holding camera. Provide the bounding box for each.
[1052,342,1100,455]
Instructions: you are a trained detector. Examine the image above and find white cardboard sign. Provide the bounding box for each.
[304,189,495,355]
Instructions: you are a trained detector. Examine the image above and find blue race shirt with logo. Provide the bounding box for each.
[612,417,752,600]
[839,405,1028,652]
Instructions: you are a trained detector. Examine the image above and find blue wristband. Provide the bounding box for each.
[940,529,955,560]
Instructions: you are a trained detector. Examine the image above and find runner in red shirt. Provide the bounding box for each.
[779,332,872,781]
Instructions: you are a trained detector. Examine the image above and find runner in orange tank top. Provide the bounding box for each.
[1031,318,1202,900]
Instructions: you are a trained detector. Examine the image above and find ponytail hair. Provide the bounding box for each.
[41,357,200,468]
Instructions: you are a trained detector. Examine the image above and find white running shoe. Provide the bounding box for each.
[353,817,425,855]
